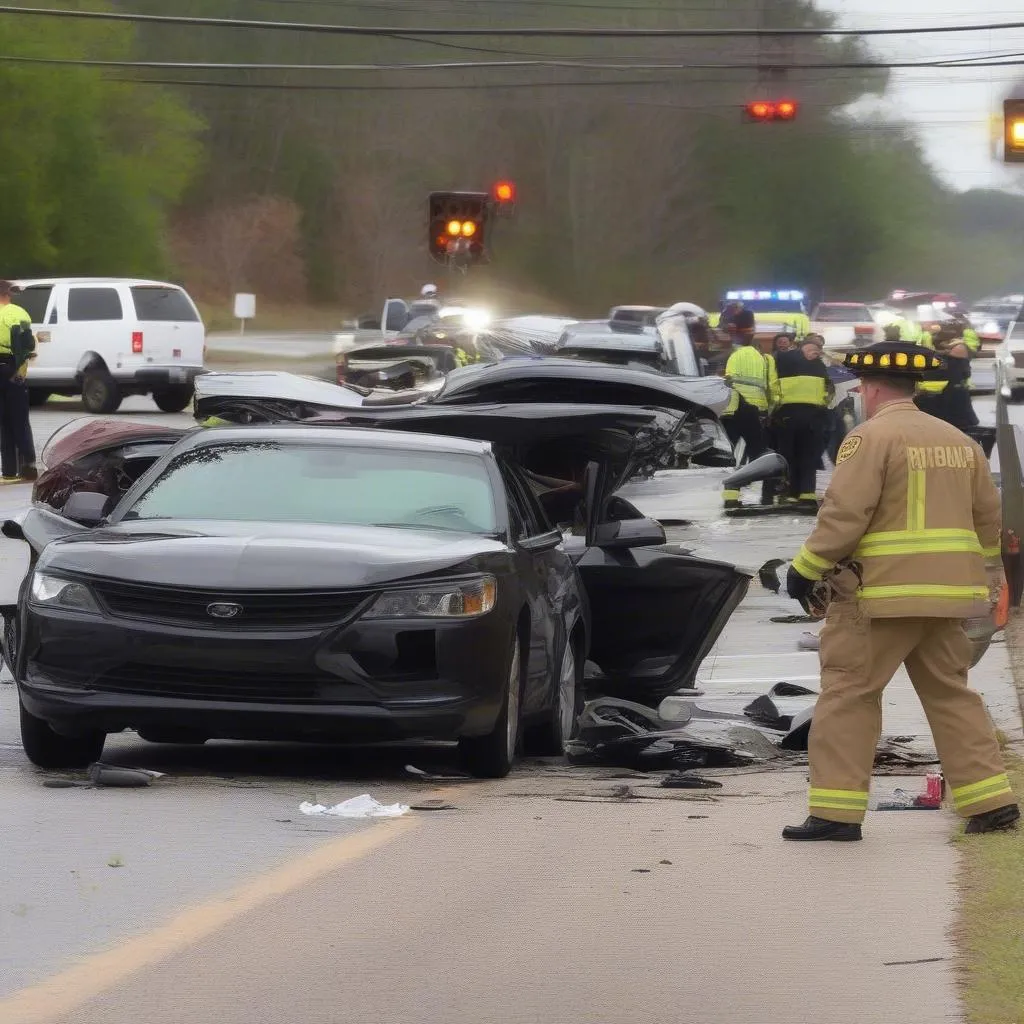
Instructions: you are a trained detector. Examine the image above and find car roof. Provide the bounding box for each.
[180,424,492,457]
[13,277,186,289]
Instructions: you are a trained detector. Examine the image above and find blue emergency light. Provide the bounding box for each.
[725,289,804,302]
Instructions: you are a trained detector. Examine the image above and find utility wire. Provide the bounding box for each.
[4,4,1024,39]
[5,54,1024,71]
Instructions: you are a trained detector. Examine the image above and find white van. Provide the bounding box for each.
[13,278,205,413]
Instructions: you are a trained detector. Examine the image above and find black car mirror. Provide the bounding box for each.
[592,517,666,550]
[61,491,109,527]
[722,451,788,490]
[518,529,563,554]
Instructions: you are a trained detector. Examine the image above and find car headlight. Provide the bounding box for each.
[30,572,101,613]
[364,576,496,620]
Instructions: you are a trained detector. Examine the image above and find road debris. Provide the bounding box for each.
[300,795,410,818]
[660,772,724,790]
[404,764,476,783]
[41,764,166,789]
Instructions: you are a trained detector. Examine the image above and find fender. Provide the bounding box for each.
[74,351,109,380]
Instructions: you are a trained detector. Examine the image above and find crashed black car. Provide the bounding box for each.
[6,405,750,778]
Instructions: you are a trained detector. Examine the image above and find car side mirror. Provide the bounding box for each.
[722,451,788,490]
[61,491,109,527]
[592,517,666,550]
[518,529,563,554]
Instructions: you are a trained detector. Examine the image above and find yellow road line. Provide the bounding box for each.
[1,819,414,1024]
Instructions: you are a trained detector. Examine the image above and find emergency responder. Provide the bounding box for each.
[915,327,978,431]
[721,332,772,508]
[0,281,36,483]
[771,334,830,509]
[783,341,1017,841]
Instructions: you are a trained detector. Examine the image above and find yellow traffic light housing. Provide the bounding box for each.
[1004,99,1024,163]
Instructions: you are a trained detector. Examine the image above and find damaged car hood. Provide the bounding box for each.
[39,520,509,590]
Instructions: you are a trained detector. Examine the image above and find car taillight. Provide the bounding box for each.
[131,331,144,354]
[854,325,874,336]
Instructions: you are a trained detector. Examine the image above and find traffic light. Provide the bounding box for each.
[743,100,800,123]
[428,191,489,265]
[492,180,517,219]
[1004,99,1024,163]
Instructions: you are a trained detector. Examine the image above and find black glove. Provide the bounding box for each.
[786,566,816,609]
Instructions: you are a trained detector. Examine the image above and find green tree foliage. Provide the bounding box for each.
[6,0,1023,306]
[0,0,202,277]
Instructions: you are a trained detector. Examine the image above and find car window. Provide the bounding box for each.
[130,287,200,322]
[561,348,663,370]
[122,441,498,534]
[17,286,52,323]
[500,465,549,537]
[68,287,123,322]
[814,304,871,322]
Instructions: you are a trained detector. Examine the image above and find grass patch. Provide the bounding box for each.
[956,756,1024,1024]
[958,610,1024,1023]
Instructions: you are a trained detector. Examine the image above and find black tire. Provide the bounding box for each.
[28,390,50,408]
[1,612,16,676]
[459,636,523,779]
[522,631,584,757]
[81,370,122,414]
[19,699,105,770]
[152,385,195,414]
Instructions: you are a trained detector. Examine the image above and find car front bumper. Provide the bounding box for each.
[19,604,513,742]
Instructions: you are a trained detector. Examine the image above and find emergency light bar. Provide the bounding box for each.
[725,289,804,301]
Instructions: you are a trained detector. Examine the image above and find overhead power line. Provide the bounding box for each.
[4,4,1024,39]
[5,53,1024,72]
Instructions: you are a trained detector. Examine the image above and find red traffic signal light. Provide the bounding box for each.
[493,180,516,203]
[744,100,800,123]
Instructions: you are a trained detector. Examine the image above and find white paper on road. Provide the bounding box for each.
[0,536,31,606]
[300,794,410,819]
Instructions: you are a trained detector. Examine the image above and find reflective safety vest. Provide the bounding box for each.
[892,318,923,344]
[791,399,1000,619]
[0,302,31,358]
[963,328,980,353]
[773,349,829,408]
[724,345,771,412]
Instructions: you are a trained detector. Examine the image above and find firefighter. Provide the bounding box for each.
[915,327,978,431]
[770,334,830,509]
[721,332,772,508]
[783,341,1017,841]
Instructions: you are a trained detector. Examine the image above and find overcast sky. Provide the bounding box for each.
[816,0,1024,192]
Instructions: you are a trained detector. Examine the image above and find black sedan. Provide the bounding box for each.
[8,407,749,778]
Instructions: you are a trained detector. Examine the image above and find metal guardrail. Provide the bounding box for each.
[995,390,1024,606]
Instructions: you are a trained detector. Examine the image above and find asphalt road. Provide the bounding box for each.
[0,390,1020,1024]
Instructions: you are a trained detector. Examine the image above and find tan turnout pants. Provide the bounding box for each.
[809,605,1014,823]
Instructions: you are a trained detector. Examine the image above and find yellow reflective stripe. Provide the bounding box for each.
[953,776,1014,811]
[809,788,869,805]
[778,376,827,405]
[916,380,947,394]
[982,545,1001,558]
[860,528,979,544]
[858,584,989,601]
[722,489,741,501]
[855,530,983,558]
[792,545,833,581]
[906,468,925,532]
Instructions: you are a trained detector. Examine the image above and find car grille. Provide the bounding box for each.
[90,580,374,630]
[82,663,369,703]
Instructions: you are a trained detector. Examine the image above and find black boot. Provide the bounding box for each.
[965,803,1020,835]
[782,815,863,842]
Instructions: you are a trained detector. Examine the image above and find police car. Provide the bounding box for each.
[710,289,811,348]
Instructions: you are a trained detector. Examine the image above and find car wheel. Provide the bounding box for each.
[522,632,583,757]
[81,370,122,414]
[458,636,522,779]
[19,698,105,770]
[28,390,50,408]
[1,612,17,675]
[152,385,195,414]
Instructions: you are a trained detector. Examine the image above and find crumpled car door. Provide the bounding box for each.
[574,545,749,705]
